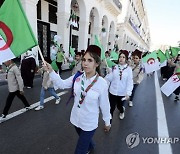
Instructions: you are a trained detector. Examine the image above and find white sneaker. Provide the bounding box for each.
[119,107,125,120]
[35,106,44,111]
[129,101,133,107]
[55,98,61,104]
[25,106,31,111]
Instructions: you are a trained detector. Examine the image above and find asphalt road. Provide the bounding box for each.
[0,70,179,154]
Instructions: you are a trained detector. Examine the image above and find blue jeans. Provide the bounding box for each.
[74,127,96,154]
[40,87,59,106]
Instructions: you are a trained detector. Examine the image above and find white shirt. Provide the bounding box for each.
[49,71,111,131]
[105,64,133,96]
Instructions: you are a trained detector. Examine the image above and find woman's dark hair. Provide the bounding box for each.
[83,51,101,75]
[118,50,129,63]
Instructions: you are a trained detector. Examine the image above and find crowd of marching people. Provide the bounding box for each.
[0,42,179,154]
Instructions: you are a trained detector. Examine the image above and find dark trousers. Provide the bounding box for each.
[109,93,125,117]
[3,90,30,116]
[130,84,138,101]
[74,126,96,154]
[174,87,180,96]
[56,62,62,74]
[21,58,36,87]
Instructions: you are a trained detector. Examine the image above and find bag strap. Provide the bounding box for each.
[66,71,83,105]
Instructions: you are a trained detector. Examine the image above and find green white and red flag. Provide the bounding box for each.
[161,68,180,96]
[0,0,38,64]
[142,51,160,74]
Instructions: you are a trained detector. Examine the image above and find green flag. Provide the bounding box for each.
[94,35,105,60]
[170,47,180,57]
[157,50,167,63]
[142,51,158,63]
[106,58,116,68]
[165,50,171,59]
[51,60,59,71]
[69,47,75,57]
[110,50,119,61]
[0,0,38,63]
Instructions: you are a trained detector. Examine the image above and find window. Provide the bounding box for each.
[49,4,57,24]
[37,0,41,20]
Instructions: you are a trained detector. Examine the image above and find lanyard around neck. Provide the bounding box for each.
[118,64,128,80]
[6,63,15,73]
[78,73,99,108]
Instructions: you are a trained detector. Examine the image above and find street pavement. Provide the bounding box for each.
[0,70,180,154]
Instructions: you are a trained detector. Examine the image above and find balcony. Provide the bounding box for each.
[103,0,122,16]
[128,18,140,35]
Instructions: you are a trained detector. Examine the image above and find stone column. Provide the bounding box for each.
[78,20,89,51]
[108,33,115,50]
[57,0,71,56]
[101,30,109,52]
[20,0,39,65]
[91,26,101,44]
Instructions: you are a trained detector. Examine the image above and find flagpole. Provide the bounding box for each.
[37,45,46,65]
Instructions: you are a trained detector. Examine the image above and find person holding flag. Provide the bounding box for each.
[44,45,111,154]
[35,64,61,111]
[105,50,133,120]
[129,49,144,107]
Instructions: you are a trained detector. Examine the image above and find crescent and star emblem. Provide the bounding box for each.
[0,21,13,51]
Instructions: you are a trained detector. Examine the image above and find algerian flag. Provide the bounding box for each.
[142,51,160,74]
[165,49,171,60]
[69,47,75,57]
[94,35,105,60]
[156,49,167,67]
[161,72,180,97]
[170,47,180,58]
[110,50,119,61]
[0,0,38,64]
[106,58,116,68]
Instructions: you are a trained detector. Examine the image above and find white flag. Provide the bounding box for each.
[161,74,180,96]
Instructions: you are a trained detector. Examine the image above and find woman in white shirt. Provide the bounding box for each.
[45,45,111,154]
[105,50,133,120]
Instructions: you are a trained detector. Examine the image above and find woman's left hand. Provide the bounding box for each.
[104,125,111,132]
[125,95,130,100]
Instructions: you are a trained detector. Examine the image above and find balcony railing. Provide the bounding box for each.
[113,0,122,10]
[128,18,140,35]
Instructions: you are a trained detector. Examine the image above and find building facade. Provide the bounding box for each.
[8,0,122,64]
[116,0,151,53]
